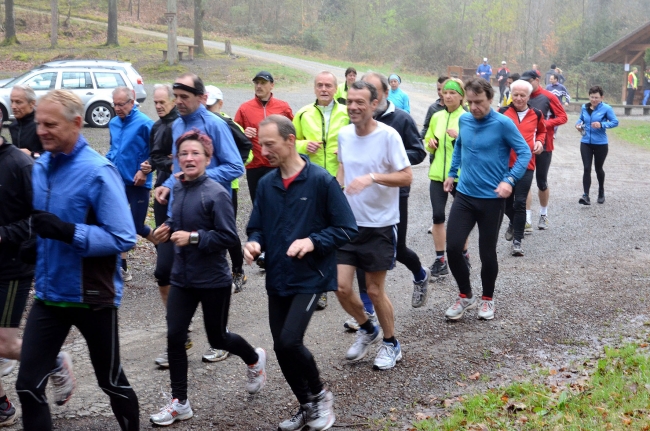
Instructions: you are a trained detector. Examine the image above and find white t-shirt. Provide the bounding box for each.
[337,122,411,227]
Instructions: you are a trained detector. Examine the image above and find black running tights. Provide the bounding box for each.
[16,300,139,431]
[268,293,323,405]
[446,192,504,299]
[505,170,534,241]
[580,143,608,195]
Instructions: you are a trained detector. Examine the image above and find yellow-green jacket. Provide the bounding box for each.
[425,105,465,182]
[334,82,348,105]
[294,100,349,176]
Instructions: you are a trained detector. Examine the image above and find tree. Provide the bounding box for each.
[51,0,58,48]
[3,0,19,46]
[193,0,205,55]
[107,0,118,46]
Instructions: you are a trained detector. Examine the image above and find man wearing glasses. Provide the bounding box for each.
[106,86,156,281]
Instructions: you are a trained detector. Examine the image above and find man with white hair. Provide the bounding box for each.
[9,85,43,159]
[106,86,155,281]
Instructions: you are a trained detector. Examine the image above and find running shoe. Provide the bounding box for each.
[343,311,377,332]
[121,268,132,282]
[511,240,524,257]
[411,267,430,308]
[51,352,75,406]
[345,325,380,362]
[307,389,335,430]
[316,293,328,310]
[185,337,193,350]
[150,395,193,426]
[524,222,533,235]
[445,294,477,320]
[246,347,266,394]
[427,226,432,234]
[155,351,169,368]
[0,398,16,426]
[373,340,402,370]
[233,271,247,293]
[504,224,514,241]
[278,405,311,431]
[597,190,605,204]
[0,358,16,377]
[429,258,449,279]
[202,348,229,362]
[579,194,591,205]
[538,214,549,230]
[477,299,495,320]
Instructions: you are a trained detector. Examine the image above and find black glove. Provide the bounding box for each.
[31,211,75,244]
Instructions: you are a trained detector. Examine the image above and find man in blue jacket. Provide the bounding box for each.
[106,87,155,281]
[16,90,139,431]
[245,115,357,431]
[443,78,531,322]
[476,58,492,83]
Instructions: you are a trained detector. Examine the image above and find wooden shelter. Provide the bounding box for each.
[590,20,650,104]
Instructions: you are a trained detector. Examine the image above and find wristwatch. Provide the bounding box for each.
[189,231,199,245]
[506,176,515,186]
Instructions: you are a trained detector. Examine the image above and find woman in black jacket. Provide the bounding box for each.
[150,129,266,427]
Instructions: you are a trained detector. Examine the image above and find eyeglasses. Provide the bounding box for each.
[112,100,133,108]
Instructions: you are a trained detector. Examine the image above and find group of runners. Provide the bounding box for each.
[0,62,619,430]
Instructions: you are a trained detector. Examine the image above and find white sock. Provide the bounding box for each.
[526,210,532,224]
[540,206,548,216]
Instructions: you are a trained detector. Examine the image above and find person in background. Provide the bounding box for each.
[576,86,619,205]
[501,73,520,107]
[476,58,492,83]
[627,67,638,105]
[555,67,566,85]
[334,67,357,105]
[496,61,510,106]
[421,76,448,140]
[546,74,571,106]
[642,66,650,106]
[387,74,410,113]
[9,85,43,159]
[544,64,557,86]
[532,64,541,77]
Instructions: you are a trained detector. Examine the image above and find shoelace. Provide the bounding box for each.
[157,389,175,413]
[375,344,394,361]
[247,363,261,382]
[481,301,493,312]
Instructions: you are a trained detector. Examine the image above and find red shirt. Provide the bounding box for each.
[282,169,302,189]
[528,87,567,152]
[499,105,546,171]
[234,94,294,170]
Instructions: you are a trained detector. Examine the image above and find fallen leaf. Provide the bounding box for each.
[507,403,527,413]
[501,394,509,403]
[469,372,480,380]
[443,398,455,408]
[517,415,528,423]
[415,412,429,421]
[640,343,648,348]
[622,416,632,425]
[456,381,467,387]
[549,369,558,375]
[467,424,489,431]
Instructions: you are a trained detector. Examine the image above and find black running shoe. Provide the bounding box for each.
[597,190,605,204]
[579,194,591,205]
[429,259,449,279]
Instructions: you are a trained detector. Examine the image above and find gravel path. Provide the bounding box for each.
[2,68,650,429]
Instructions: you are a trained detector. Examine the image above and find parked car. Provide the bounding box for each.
[38,60,147,103]
[0,66,134,128]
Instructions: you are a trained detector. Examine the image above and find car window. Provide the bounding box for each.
[61,72,93,89]
[22,72,58,91]
[94,72,127,89]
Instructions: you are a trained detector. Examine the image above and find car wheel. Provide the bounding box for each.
[86,102,114,128]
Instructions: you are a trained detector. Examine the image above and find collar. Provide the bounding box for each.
[16,110,36,124]
[161,107,179,124]
[180,173,209,187]
[375,100,395,119]
[181,104,208,122]
[316,100,334,110]
[271,155,311,188]
[118,106,139,123]
[256,93,274,105]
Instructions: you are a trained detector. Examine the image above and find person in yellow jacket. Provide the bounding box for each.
[424,78,470,278]
[293,71,349,310]
[333,67,357,105]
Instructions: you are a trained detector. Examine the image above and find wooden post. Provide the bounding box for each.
[165,0,178,65]
[225,39,232,55]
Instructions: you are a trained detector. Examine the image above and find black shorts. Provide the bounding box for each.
[337,225,397,272]
[0,278,31,328]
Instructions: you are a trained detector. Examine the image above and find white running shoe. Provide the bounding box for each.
[0,358,16,377]
[373,341,402,370]
[51,352,75,406]
[155,351,169,368]
[307,389,335,430]
[202,348,229,363]
[278,405,311,431]
[477,299,495,320]
[121,268,132,282]
[444,294,478,320]
[246,347,266,394]
[345,326,380,361]
[150,396,193,426]
[343,311,377,332]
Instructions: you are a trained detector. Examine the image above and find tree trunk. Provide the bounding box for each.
[193,0,205,55]
[107,0,119,46]
[50,0,58,48]
[3,0,19,45]
[166,0,178,65]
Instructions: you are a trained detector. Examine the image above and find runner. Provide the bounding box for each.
[575,85,619,205]
[245,115,356,430]
[336,81,412,369]
[521,69,567,231]
[501,73,520,107]
[293,71,350,310]
[334,67,357,105]
[442,78,531,321]
[476,58,492,83]
[421,76,448,140]
[106,86,156,281]
[9,85,43,159]
[387,74,410,113]
[546,74,571,106]
[17,90,138,431]
[150,130,266,427]
[499,80,546,256]
[424,78,470,279]
[496,61,510,106]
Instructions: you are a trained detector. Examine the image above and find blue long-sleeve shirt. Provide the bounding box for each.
[449,110,531,199]
[387,88,410,113]
[476,64,492,82]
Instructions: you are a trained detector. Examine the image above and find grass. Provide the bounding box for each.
[609,120,650,149]
[413,343,650,430]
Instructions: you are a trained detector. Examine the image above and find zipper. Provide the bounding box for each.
[442,111,452,180]
[44,158,56,300]
[317,106,327,172]
[179,186,188,285]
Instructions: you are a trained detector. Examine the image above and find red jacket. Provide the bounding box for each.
[234,94,294,169]
[499,104,547,171]
[528,87,567,152]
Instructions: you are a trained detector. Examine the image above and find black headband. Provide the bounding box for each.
[173,82,203,95]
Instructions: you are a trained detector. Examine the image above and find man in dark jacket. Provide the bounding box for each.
[420,76,448,139]
[9,85,43,159]
[245,115,357,431]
